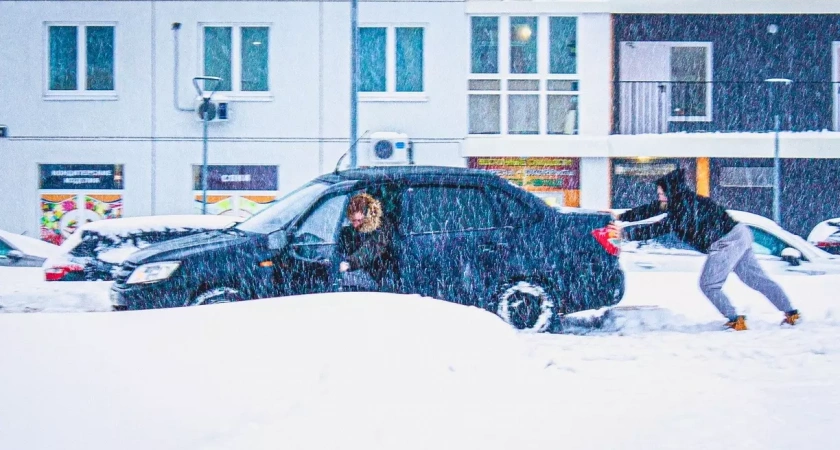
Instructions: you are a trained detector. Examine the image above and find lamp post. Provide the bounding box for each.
[192,76,222,215]
[349,0,359,169]
[764,77,792,225]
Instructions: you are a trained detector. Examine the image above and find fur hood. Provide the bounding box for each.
[349,193,383,233]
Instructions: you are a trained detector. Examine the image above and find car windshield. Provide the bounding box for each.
[235,181,332,234]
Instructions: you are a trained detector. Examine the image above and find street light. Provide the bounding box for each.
[192,76,222,215]
[764,77,792,225]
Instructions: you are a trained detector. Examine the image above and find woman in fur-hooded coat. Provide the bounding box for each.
[337,193,396,286]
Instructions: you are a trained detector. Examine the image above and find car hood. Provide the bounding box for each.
[126,230,259,264]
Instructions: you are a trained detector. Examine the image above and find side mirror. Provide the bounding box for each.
[7,250,24,261]
[781,247,802,266]
[268,230,289,250]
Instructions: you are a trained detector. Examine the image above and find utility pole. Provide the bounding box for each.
[764,78,791,225]
[349,0,359,169]
[192,76,222,214]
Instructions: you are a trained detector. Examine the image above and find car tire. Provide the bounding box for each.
[494,280,558,333]
[190,287,242,306]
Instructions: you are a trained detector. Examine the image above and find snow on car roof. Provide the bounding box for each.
[0,229,62,259]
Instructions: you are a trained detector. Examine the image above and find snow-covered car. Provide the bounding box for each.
[618,210,840,276]
[808,218,840,255]
[0,229,62,267]
[43,215,241,281]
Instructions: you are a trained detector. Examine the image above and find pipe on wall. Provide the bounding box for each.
[172,22,194,112]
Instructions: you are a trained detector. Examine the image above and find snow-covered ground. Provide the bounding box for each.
[0,268,838,449]
[0,267,111,312]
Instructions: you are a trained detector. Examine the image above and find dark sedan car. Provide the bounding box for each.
[111,166,624,332]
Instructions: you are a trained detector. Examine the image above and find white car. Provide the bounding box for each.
[0,229,62,267]
[617,210,840,276]
[808,218,840,255]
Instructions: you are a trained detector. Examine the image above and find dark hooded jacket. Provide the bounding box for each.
[337,194,396,284]
[618,169,738,254]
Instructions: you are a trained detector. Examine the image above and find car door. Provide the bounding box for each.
[746,226,830,276]
[279,192,352,295]
[399,184,508,305]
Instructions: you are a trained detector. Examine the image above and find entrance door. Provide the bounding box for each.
[833,42,840,131]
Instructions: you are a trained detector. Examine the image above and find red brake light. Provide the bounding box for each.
[592,223,621,257]
[44,264,84,281]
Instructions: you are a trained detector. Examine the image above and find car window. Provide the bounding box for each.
[749,226,788,257]
[407,186,498,234]
[488,187,533,227]
[0,238,12,256]
[236,181,332,234]
[292,194,349,246]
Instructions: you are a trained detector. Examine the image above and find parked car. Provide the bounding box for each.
[618,209,840,276]
[43,215,241,281]
[0,229,62,267]
[111,166,625,332]
[808,218,840,255]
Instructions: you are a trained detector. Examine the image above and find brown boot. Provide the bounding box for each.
[724,315,748,331]
[781,310,800,326]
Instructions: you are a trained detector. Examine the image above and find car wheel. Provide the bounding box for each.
[190,287,242,306]
[495,280,557,333]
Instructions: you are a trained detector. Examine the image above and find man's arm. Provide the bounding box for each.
[623,217,671,242]
[617,201,666,223]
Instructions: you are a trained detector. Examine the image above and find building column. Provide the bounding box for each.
[579,157,610,210]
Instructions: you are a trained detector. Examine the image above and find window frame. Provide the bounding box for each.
[43,22,118,101]
[199,22,273,101]
[667,41,713,123]
[467,15,580,136]
[358,22,428,103]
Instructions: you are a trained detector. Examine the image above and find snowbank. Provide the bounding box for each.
[0,293,557,450]
[0,229,62,259]
[0,268,112,313]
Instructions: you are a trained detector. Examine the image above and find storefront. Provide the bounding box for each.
[192,165,279,218]
[610,158,697,209]
[467,157,580,207]
[38,164,125,244]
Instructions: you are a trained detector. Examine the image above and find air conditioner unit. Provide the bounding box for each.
[194,94,230,122]
[364,131,412,166]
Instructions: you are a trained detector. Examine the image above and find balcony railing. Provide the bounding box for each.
[612,81,838,135]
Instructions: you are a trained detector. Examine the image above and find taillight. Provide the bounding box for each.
[44,264,84,281]
[816,241,840,249]
[592,223,621,257]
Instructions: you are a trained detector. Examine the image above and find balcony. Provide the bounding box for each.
[613,81,837,135]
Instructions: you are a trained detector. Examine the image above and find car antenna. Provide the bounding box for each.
[334,130,370,174]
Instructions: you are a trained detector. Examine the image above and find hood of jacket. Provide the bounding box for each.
[655,168,689,197]
[351,193,383,233]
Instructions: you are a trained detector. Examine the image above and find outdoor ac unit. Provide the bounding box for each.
[364,131,412,166]
[194,94,230,122]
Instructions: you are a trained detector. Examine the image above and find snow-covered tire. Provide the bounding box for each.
[495,280,557,333]
[190,287,242,306]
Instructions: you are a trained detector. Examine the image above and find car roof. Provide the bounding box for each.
[318,165,500,185]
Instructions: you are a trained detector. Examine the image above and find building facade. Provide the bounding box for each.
[1,0,839,241]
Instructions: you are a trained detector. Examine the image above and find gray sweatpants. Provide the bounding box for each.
[699,224,794,319]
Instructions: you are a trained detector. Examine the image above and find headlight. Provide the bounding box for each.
[126,262,181,284]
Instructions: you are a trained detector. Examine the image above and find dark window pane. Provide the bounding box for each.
[49,26,77,90]
[204,27,232,91]
[471,17,498,74]
[86,26,114,90]
[549,17,576,74]
[670,46,708,117]
[510,17,537,74]
[360,27,386,92]
[396,27,423,92]
[409,187,497,234]
[241,27,269,91]
[469,94,500,134]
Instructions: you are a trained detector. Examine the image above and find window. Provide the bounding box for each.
[203,25,270,94]
[359,25,425,98]
[469,16,578,135]
[47,24,115,96]
[749,227,788,257]
[291,194,349,260]
[408,187,497,234]
[719,167,773,188]
[670,44,711,120]
[0,239,12,256]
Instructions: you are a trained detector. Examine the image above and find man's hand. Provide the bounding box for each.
[339,261,350,272]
